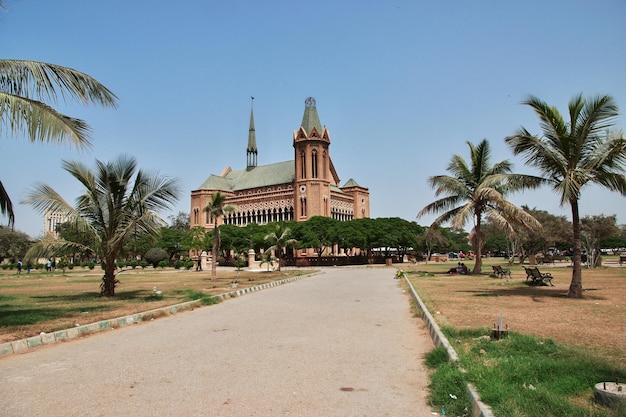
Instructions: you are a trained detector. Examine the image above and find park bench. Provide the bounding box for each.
[523,266,554,286]
[620,253,626,266]
[491,265,511,279]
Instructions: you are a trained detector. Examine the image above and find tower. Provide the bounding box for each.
[293,97,337,220]
[246,97,257,169]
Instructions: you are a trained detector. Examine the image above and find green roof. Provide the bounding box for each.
[197,160,295,191]
[301,97,323,133]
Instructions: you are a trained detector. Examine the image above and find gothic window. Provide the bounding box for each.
[323,151,327,179]
[311,150,318,178]
[300,196,307,217]
[300,151,306,179]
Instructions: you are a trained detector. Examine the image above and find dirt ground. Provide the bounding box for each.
[406,262,626,366]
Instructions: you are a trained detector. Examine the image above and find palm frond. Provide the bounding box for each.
[1,92,91,146]
[0,179,14,227]
[0,59,118,107]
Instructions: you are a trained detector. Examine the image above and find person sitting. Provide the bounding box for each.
[457,263,468,275]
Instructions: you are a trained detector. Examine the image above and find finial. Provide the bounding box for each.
[305,97,316,108]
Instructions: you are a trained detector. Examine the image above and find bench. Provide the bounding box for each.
[620,253,626,266]
[491,265,511,279]
[523,266,554,286]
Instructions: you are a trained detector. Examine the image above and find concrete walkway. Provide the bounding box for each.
[0,267,436,416]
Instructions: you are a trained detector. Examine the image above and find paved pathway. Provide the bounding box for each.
[0,267,435,416]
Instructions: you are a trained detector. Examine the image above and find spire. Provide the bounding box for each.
[247,96,257,168]
[300,97,323,134]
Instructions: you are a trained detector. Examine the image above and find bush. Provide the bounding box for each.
[173,259,184,269]
[145,248,169,268]
[184,259,195,270]
[139,260,148,269]
[130,259,138,269]
[158,259,169,269]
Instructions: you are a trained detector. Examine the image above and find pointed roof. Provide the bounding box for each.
[300,97,323,134]
[247,104,257,153]
[342,178,360,187]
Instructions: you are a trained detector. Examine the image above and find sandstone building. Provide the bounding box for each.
[190,97,369,231]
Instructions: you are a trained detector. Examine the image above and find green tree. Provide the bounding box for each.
[203,192,235,279]
[264,223,297,271]
[581,214,619,268]
[0,59,117,227]
[22,155,180,296]
[506,94,626,298]
[418,139,542,273]
[0,226,32,263]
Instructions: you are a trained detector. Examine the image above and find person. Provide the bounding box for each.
[17,260,22,275]
[27,261,31,274]
[46,259,52,272]
[457,263,468,275]
[196,258,202,271]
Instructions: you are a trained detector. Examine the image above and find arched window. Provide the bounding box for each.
[311,150,318,178]
[300,151,306,179]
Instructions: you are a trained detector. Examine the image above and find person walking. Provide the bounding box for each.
[17,260,22,275]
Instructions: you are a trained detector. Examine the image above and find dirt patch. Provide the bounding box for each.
[406,263,626,365]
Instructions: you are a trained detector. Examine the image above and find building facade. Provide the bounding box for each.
[190,97,369,231]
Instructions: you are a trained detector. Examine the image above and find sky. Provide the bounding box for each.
[1,0,625,238]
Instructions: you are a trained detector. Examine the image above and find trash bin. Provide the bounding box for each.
[385,258,393,266]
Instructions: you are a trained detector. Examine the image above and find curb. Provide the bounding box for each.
[0,272,314,359]
[404,276,495,417]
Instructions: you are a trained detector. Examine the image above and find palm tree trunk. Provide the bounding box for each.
[100,256,117,296]
[472,220,483,274]
[567,200,583,298]
[211,220,218,280]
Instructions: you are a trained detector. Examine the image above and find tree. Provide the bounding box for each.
[581,214,618,268]
[203,192,235,279]
[168,211,190,232]
[22,155,180,296]
[418,139,542,273]
[418,226,449,264]
[264,223,297,271]
[506,94,626,298]
[0,59,118,227]
[0,226,32,263]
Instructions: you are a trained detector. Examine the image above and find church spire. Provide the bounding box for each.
[247,96,257,169]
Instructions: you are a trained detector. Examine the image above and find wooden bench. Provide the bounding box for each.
[523,266,554,286]
[491,265,511,278]
[620,253,626,266]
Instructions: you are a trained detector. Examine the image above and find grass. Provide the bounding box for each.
[0,266,308,342]
[408,256,626,416]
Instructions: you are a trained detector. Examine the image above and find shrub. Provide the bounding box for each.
[184,259,195,270]
[145,248,169,268]
[139,260,148,269]
[173,260,184,269]
[158,259,169,269]
[130,259,138,269]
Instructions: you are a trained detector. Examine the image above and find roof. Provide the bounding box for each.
[300,97,323,133]
[197,160,295,191]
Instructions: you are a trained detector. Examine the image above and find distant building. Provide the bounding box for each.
[43,208,68,238]
[190,97,370,231]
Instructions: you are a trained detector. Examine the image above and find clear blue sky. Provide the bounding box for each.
[2,0,625,238]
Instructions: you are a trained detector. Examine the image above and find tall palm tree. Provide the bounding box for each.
[264,223,297,271]
[0,59,118,226]
[418,139,542,273]
[505,94,626,298]
[22,155,180,296]
[203,192,235,279]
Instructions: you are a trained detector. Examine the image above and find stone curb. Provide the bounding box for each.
[404,276,495,417]
[0,272,314,359]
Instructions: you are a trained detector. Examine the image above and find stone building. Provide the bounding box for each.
[190,97,369,232]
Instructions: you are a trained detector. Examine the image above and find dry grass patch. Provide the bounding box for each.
[0,267,309,343]
[405,261,626,366]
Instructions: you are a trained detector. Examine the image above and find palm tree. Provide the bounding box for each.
[417,139,542,273]
[22,155,180,296]
[505,94,626,298]
[203,192,235,279]
[264,223,297,271]
[1,59,118,227]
